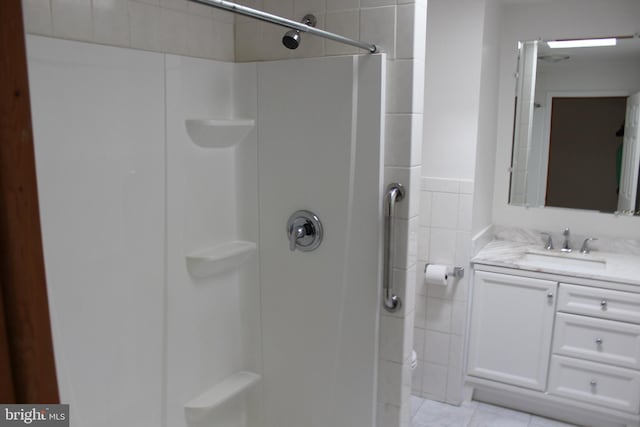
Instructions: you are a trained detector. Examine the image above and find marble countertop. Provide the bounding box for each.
[472,239,640,286]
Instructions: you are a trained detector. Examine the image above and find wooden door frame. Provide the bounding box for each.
[0,0,59,403]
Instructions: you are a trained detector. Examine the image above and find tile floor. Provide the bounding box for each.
[411,396,578,427]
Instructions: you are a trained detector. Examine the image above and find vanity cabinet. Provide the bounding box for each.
[467,271,557,391]
[466,266,640,427]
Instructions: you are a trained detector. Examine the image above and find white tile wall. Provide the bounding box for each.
[22,0,234,60]
[414,177,474,405]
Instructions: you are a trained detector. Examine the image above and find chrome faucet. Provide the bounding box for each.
[561,228,572,252]
[541,232,554,250]
[580,237,598,254]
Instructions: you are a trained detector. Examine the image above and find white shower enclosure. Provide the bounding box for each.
[28,35,386,427]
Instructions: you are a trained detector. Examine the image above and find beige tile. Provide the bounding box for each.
[51,0,93,41]
[326,0,358,11]
[396,3,413,59]
[361,0,395,7]
[325,9,359,55]
[129,1,161,51]
[158,8,189,55]
[263,0,293,17]
[360,5,395,58]
[213,20,234,60]
[235,20,262,61]
[93,0,130,47]
[291,13,325,58]
[186,0,214,17]
[293,0,326,17]
[187,14,215,58]
[23,0,53,36]
[159,0,188,11]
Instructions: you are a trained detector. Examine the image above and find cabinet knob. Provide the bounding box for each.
[590,380,598,387]
[547,292,554,299]
[600,300,608,308]
[595,337,603,345]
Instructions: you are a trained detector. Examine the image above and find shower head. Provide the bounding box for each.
[282,14,316,50]
[283,30,301,49]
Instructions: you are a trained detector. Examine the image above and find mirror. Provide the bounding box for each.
[509,36,640,215]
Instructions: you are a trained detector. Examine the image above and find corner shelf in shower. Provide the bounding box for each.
[186,240,257,278]
[185,119,255,148]
[184,371,261,413]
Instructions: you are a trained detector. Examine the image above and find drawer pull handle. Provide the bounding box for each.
[600,300,608,308]
[595,337,603,345]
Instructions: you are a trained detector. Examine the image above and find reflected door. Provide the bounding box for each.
[545,97,626,212]
[618,91,640,212]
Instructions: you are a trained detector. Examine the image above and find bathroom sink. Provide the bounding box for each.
[520,249,607,272]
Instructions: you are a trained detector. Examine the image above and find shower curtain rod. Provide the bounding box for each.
[189,0,378,53]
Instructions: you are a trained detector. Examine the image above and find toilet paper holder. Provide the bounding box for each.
[424,264,465,279]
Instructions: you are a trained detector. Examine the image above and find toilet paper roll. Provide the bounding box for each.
[424,264,448,286]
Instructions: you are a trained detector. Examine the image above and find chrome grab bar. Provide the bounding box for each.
[383,183,405,312]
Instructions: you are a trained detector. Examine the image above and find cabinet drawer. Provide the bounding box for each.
[558,284,640,324]
[553,313,640,369]
[548,355,640,414]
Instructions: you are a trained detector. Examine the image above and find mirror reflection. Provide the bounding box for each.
[509,36,640,215]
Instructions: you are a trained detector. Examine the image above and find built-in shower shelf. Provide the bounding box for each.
[185,119,255,148]
[184,371,261,412]
[186,240,257,277]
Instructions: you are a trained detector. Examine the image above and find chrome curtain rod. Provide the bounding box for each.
[189,0,378,53]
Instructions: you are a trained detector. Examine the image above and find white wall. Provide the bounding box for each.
[536,58,640,99]
[165,56,261,427]
[422,0,485,181]
[471,0,502,237]
[28,36,261,427]
[416,0,503,405]
[257,54,384,427]
[492,0,640,238]
[28,36,166,427]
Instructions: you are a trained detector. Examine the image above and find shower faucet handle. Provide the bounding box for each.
[286,210,323,252]
[289,225,306,251]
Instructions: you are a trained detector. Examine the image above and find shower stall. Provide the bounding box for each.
[26,3,401,422]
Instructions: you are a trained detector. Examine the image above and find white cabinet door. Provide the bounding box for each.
[467,271,557,391]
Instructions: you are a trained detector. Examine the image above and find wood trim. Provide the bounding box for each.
[0,279,16,403]
[0,0,59,403]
